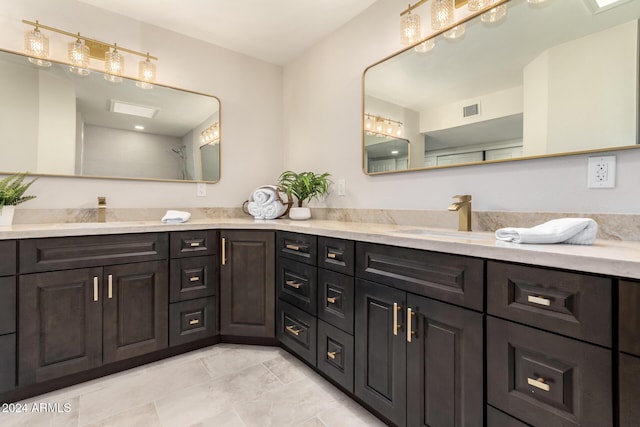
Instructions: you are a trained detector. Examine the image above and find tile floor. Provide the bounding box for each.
[0,344,386,427]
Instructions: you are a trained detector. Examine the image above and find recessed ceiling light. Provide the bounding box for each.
[109,100,159,118]
[391,150,399,155]
[584,0,632,13]
[134,125,145,130]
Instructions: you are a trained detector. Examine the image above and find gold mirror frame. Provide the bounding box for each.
[362,0,640,175]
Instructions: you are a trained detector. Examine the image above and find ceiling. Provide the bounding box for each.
[77,0,378,65]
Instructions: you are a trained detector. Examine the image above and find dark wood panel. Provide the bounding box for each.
[317,236,354,275]
[169,255,218,303]
[354,279,406,427]
[317,319,354,393]
[317,269,354,334]
[620,353,640,426]
[487,316,612,427]
[102,261,168,363]
[0,334,15,394]
[0,276,16,335]
[277,299,317,366]
[19,268,103,385]
[277,257,317,315]
[356,242,484,311]
[619,280,640,356]
[277,231,317,265]
[0,240,16,276]
[169,297,217,346]
[407,293,484,427]
[487,406,530,427]
[19,233,168,273]
[170,230,218,258]
[220,231,275,337]
[488,261,612,347]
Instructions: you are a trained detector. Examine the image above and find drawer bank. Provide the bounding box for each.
[0,221,637,427]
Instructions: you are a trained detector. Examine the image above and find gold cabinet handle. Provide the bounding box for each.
[190,242,201,247]
[93,277,99,302]
[327,351,338,359]
[189,276,200,282]
[407,308,416,343]
[286,280,302,289]
[286,244,300,251]
[327,252,337,259]
[189,319,200,325]
[327,296,337,304]
[108,274,113,299]
[285,325,302,336]
[221,237,227,265]
[527,377,550,392]
[393,303,401,336]
[527,295,551,306]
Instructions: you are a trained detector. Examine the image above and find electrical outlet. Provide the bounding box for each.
[587,156,616,188]
[196,182,207,197]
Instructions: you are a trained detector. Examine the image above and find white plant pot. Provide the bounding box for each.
[288,207,311,220]
[0,205,15,226]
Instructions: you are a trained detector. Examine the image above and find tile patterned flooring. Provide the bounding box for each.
[0,344,386,427]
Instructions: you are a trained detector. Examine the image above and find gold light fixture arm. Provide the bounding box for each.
[400,0,468,16]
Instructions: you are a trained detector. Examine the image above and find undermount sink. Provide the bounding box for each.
[393,229,490,241]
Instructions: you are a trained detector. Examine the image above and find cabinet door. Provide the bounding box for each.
[103,261,168,363]
[620,353,640,426]
[220,231,275,337]
[19,268,103,385]
[354,279,406,426]
[407,293,484,427]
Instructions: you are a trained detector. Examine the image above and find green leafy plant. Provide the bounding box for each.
[278,171,331,207]
[0,173,38,206]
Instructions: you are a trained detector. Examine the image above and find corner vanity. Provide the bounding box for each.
[0,219,637,427]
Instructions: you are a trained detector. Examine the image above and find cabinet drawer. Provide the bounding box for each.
[487,317,612,427]
[619,353,640,426]
[317,320,354,393]
[277,258,317,315]
[0,276,15,335]
[317,269,354,334]
[488,261,612,347]
[170,230,218,258]
[0,240,16,276]
[318,236,354,275]
[486,406,529,427]
[170,256,218,303]
[169,297,217,346]
[619,280,640,356]
[0,334,15,393]
[277,231,317,265]
[277,300,316,366]
[356,242,484,311]
[19,233,168,273]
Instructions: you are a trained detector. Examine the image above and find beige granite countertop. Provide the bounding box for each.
[1,218,639,279]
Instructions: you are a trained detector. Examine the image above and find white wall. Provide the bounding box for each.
[0,0,283,210]
[283,0,640,214]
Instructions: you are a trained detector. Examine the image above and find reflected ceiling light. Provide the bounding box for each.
[400,7,421,45]
[104,44,124,83]
[583,0,632,13]
[68,33,90,76]
[414,38,436,52]
[110,100,159,118]
[136,53,156,89]
[200,122,220,145]
[481,0,507,23]
[364,114,403,138]
[444,24,466,39]
[134,125,145,130]
[23,21,51,67]
[391,150,400,155]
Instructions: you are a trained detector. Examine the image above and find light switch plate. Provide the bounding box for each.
[196,182,207,197]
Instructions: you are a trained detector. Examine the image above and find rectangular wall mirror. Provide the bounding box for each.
[0,49,221,182]
[363,0,640,174]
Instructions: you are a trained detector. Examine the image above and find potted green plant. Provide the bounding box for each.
[278,170,331,220]
[0,173,38,226]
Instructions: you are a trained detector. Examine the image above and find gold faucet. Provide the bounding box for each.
[448,195,472,231]
[97,196,107,223]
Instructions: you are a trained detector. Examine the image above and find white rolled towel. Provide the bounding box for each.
[161,210,191,223]
[495,218,598,245]
[247,200,286,220]
[251,186,277,206]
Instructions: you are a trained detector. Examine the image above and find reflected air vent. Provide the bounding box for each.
[463,103,479,118]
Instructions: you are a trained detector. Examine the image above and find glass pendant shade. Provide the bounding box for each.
[136,54,156,89]
[364,115,375,133]
[24,26,51,67]
[68,37,90,76]
[400,10,421,45]
[527,0,546,3]
[467,0,488,11]
[104,46,124,83]
[444,24,466,39]
[482,1,507,23]
[414,38,436,53]
[431,0,454,30]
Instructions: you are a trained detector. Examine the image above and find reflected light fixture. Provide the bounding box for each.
[481,0,508,23]
[364,114,403,138]
[400,6,421,45]
[400,0,468,47]
[68,33,90,76]
[136,53,156,89]
[104,44,124,83]
[414,38,436,52]
[200,122,220,145]
[444,24,466,39]
[23,20,51,67]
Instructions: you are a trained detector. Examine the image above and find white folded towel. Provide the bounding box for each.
[495,218,598,245]
[161,210,191,224]
[246,185,288,220]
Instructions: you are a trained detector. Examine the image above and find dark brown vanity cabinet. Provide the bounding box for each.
[220,230,275,338]
[619,280,640,426]
[18,234,169,386]
[0,240,16,393]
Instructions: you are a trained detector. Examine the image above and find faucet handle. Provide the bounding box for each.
[452,194,471,202]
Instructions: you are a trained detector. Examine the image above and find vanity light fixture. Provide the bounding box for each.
[400,0,468,46]
[400,6,421,45]
[22,19,158,87]
[364,114,403,138]
[200,122,220,145]
[431,0,454,30]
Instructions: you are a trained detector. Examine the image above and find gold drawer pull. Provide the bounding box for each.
[286,325,302,336]
[190,242,201,247]
[327,252,337,259]
[528,295,551,306]
[327,351,338,359]
[393,303,401,336]
[189,319,200,325]
[527,377,550,392]
[93,277,99,302]
[189,276,200,282]
[286,244,300,251]
[286,280,302,289]
[407,308,415,343]
[327,297,337,304]
[108,274,113,299]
